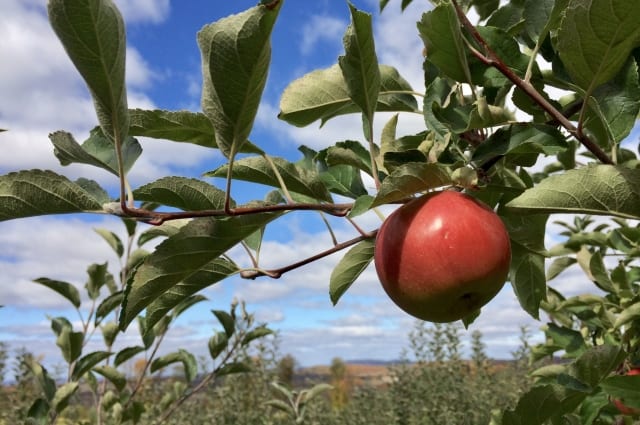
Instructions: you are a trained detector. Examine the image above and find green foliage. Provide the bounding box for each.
[2,0,640,422]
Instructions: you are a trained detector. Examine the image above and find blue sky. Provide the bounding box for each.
[0,0,606,371]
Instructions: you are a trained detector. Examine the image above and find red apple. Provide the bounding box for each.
[612,368,640,416]
[374,190,511,323]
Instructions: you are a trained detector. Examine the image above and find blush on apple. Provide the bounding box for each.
[374,190,511,323]
[612,368,640,416]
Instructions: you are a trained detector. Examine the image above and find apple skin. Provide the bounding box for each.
[374,190,511,323]
[612,368,640,416]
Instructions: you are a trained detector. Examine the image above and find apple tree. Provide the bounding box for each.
[1,0,640,423]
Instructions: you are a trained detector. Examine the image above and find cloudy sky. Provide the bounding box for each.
[0,0,612,373]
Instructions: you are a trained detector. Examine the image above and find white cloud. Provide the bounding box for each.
[113,0,171,24]
[299,15,346,56]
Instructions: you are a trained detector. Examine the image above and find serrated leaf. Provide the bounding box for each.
[50,129,141,176]
[48,0,129,141]
[506,165,640,219]
[472,124,568,165]
[339,3,380,122]
[279,64,417,127]
[501,384,586,425]
[32,278,81,309]
[134,176,228,211]
[547,257,577,281]
[147,258,238,326]
[150,349,197,383]
[197,2,282,158]
[0,170,105,221]
[93,365,127,391]
[372,163,452,207]
[348,194,375,218]
[208,331,228,359]
[72,351,112,381]
[556,0,640,92]
[206,156,332,202]
[51,382,79,414]
[114,346,145,367]
[94,228,124,258]
[172,294,207,320]
[95,292,124,325]
[546,323,587,358]
[137,220,190,247]
[330,239,375,305]
[418,3,471,83]
[568,344,624,389]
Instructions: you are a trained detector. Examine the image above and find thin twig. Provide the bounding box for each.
[240,230,378,279]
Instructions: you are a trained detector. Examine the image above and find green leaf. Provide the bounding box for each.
[150,349,197,383]
[418,3,471,83]
[29,361,56,402]
[101,322,119,347]
[501,384,585,425]
[212,310,236,338]
[582,57,640,145]
[206,156,333,202]
[51,382,79,414]
[137,220,189,246]
[546,323,587,358]
[339,3,380,123]
[208,331,228,359]
[241,325,274,346]
[86,262,109,300]
[472,124,568,165]
[32,278,81,309]
[217,361,251,377]
[556,0,640,92]
[568,344,625,389]
[372,163,452,207]
[95,291,124,324]
[50,129,141,176]
[278,64,417,127]
[0,170,105,221]
[134,176,228,211]
[614,302,640,329]
[94,228,124,258]
[93,365,127,391]
[120,213,280,329]
[601,374,640,410]
[114,346,145,367]
[72,351,112,381]
[27,399,50,424]
[143,259,236,331]
[547,257,577,281]
[48,0,129,141]
[509,244,546,320]
[197,1,282,158]
[329,239,375,305]
[506,165,640,219]
[56,327,84,364]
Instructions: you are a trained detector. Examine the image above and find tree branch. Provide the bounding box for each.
[450,0,613,165]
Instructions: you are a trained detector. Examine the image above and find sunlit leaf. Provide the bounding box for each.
[93,365,127,391]
[339,3,380,124]
[279,64,417,127]
[206,156,333,202]
[197,1,282,158]
[134,176,228,211]
[120,212,280,329]
[0,170,105,221]
[372,163,452,207]
[51,129,141,176]
[556,0,640,92]
[72,351,112,381]
[48,0,129,141]
[506,165,640,219]
[51,382,78,414]
[150,349,197,383]
[32,278,81,309]
[94,228,124,258]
